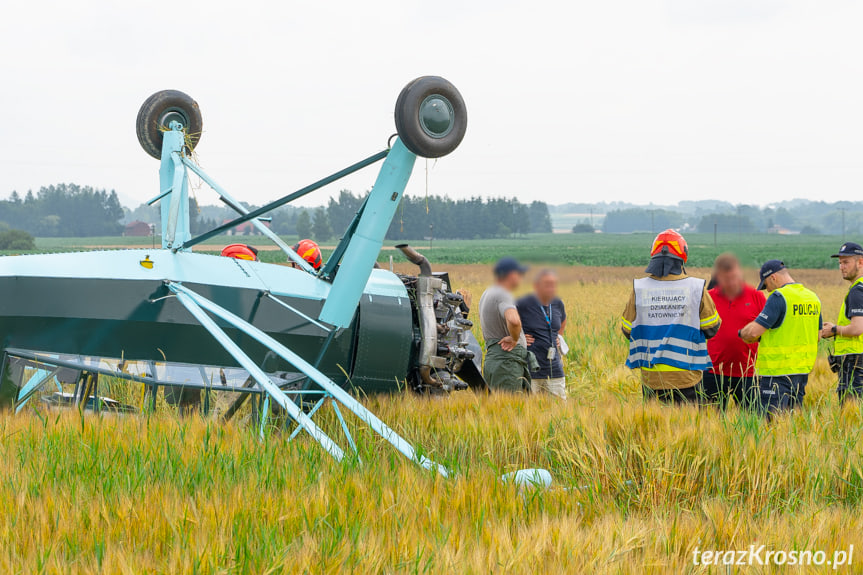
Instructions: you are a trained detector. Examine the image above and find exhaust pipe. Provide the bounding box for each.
[396,244,432,276]
[397,244,445,387]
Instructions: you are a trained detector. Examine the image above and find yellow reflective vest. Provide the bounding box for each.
[835,277,863,356]
[755,283,821,377]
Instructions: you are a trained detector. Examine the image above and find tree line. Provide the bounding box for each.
[0,184,125,236]
[598,202,863,235]
[2,184,553,241]
[268,191,552,241]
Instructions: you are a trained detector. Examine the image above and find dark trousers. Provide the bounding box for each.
[642,385,700,405]
[759,374,808,416]
[699,373,759,411]
[837,354,863,404]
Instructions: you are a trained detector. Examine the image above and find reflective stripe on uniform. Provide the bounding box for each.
[642,364,686,372]
[700,312,720,328]
[628,350,710,370]
[629,336,711,355]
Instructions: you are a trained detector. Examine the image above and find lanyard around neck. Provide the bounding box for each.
[539,301,552,328]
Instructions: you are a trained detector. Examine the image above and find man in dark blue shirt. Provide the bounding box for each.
[740,262,822,415]
[516,269,568,399]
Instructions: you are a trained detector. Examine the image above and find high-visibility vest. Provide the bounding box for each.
[755,283,821,376]
[625,276,712,371]
[835,277,863,356]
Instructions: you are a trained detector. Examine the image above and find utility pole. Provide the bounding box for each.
[429,223,433,250]
[841,208,847,242]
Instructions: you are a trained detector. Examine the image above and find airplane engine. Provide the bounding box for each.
[396,245,485,393]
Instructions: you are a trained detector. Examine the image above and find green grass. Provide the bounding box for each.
[1,233,851,269]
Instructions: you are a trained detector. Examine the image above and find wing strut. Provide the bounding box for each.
[167,281,449,477]
[170,287,346,462]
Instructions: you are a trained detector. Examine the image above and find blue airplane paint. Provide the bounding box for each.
[319,138,416,327]
[0,249,408,301]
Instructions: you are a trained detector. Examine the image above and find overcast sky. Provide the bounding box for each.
[1,0,861,209]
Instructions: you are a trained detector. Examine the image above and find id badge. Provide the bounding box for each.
[547,347,556,361]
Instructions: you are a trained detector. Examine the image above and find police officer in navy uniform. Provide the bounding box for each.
[740,260,822,416]
[821,242,863,403]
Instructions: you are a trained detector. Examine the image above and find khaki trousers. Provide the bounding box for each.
[530,377,567,400]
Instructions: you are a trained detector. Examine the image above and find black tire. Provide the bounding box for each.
[394,76,467,158]
[393,77,421,126]
[136,90,203,159]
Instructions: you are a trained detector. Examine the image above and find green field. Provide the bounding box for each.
[377,233,848,269]
[4,233,853,269]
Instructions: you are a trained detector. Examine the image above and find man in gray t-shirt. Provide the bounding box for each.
[479,257,532,392]
[480,285,527,348]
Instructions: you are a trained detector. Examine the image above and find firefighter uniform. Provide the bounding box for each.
[623,275,719,395]
[621,230,720,404]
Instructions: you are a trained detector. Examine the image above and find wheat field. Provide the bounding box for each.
[1,265,861,573]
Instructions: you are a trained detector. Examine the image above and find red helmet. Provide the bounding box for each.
[293,239,322,270]
[221,244,258,261]
[650,229,688,262]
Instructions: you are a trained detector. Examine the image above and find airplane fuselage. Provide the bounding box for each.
[0,249,416,392]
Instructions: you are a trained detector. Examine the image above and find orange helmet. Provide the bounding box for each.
[221,244,258,261]
[293,239,322,270]
[650,229,688,262]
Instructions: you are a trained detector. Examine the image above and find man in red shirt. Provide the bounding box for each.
[701,253,766,410]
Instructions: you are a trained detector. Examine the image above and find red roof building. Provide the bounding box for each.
[124,220,152,237]
[223,219,269,236]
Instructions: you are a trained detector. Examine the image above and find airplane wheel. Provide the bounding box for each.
[136,90,203,159]
[394,76,467,158]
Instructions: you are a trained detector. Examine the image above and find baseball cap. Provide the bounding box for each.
[831,242,863,258]
[757,259,786,290]
[493,257,528,278]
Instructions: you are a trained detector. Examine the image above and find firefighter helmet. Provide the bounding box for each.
[293,239,323,270]
[220,244,258,261]
[650,229,688,262]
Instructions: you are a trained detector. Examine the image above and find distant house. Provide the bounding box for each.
[124,220,152,237]
[224,219,269,236]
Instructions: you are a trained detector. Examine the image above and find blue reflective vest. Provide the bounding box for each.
[625,276,712,371]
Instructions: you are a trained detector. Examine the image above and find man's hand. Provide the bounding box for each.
[739,321,767,344]
[499,336,516,352]
[524,334,535,345]
[503,308,523,348]
[821,322,837,339]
